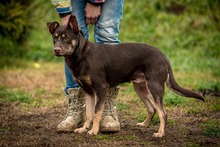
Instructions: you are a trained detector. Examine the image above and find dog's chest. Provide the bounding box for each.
[74,75,92,87]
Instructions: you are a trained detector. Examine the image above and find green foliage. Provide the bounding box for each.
[0,1,31,41]
[0,0,32,58]
[0,0,58,60]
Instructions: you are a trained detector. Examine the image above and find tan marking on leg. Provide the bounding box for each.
[132,80,156,127]
[87,102,105,135]
[152,98,166,138]
[74,93,95,134]
[145,81,166,138]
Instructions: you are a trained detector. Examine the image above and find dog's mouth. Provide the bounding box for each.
[54,52,62,57]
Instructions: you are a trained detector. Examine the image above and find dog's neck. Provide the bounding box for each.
[76,32,87,52]
[64,33,90,57]
[64,33,91,77]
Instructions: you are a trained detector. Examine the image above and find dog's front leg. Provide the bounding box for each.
[87,90,106,135]
[74,93,95,134]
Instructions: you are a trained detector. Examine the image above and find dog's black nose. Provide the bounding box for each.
[54,47,61,53]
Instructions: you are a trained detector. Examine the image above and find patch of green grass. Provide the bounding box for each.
[0,86,54,109]
[0,57,29,69]
[113,134,138,141]
[135,113,146,123]
[0,127,14,140]
[203,127,220,137]
[122,134,138,140]
[117,102,130,111]
[0,127,14,132]
[185,96,220,115]
[197,80,220,93]
[202,120,220,137]
[135,110,176,127]
[164,90,187,106]
[167,118,176,126]
[136,114,160,126]
[210,99,220,111]
[183,142,200,147]
[35,88,47,95]
[94,134,109,140]
[134,97,142,103]
[0,86,31,104]
[120,83,136,96]
[150,115,160,126]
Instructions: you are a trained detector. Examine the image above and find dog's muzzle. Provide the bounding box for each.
[54,47,62,56]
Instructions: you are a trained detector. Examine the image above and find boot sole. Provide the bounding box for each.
[56,121,85,133]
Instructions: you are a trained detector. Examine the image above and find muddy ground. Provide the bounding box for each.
[0,99,219,147]
[0,64,219,147]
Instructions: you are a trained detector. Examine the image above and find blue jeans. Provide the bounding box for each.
[64,0,124,94]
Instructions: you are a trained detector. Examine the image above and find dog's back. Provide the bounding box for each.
[87,43,169,87]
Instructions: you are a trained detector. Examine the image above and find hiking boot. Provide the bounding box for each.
[100,87,121,132]
[57,88,85,132]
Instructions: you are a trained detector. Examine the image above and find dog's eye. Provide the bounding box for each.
[63,37,69,41]
[53,36,58,41]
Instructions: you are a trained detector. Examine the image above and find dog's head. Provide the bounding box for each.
[46,15,80,57]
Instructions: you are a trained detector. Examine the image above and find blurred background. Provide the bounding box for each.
[0,0,219,66]
[0,0,219,98]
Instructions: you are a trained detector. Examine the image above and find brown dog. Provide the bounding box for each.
[47,15,204,138]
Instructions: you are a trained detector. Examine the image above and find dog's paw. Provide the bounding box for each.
[152,132,164,138]
[87,129,98,136]
[136,122,146,127]
[74,127,87,134]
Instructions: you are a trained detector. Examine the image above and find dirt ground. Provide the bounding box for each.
[0,63,220,147]
[0,98,219,147]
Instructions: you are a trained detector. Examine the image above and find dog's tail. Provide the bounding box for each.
[166,60,205,101]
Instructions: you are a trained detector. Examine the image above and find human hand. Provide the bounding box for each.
[84,3,101,25]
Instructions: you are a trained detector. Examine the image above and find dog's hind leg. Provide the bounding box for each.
[75,93,95,134]
[132,81,156,128]
[146,80,167,138]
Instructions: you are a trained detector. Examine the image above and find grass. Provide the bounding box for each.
[117,102,130,111]
[0,62,65,110]
[0,86,31,104]
[202,120,220,137]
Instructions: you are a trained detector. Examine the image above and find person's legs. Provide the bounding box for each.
[94,0,124,132]
[71,0,89,40]
[57,0,88,132]
[95,0,124,44]
[64,63,78,94]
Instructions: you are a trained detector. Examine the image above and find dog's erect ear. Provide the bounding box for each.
[68,15,80,34]
[46,21,60,35]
